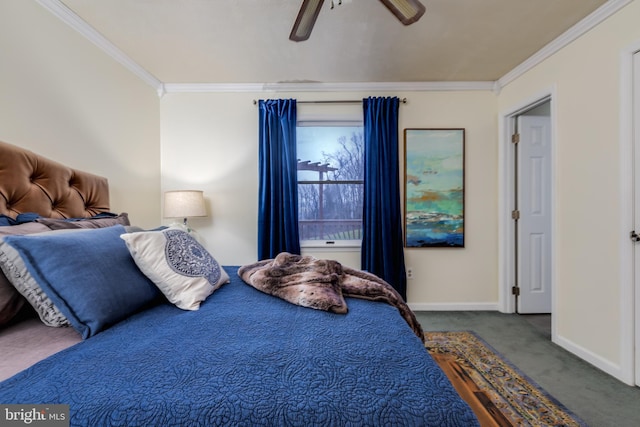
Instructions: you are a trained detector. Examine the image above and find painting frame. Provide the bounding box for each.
[404,128,465,248]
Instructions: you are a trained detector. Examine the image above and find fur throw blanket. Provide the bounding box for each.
[238,252,424,342]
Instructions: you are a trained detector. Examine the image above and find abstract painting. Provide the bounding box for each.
[404,129,465,247]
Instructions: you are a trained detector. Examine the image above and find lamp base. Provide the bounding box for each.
[168,221,190,232]
[167,221,202,243]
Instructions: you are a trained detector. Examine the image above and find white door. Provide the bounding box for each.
[633,51,640,386]
[518,114,552,314]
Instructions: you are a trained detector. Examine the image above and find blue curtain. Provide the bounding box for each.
[257,99,301,260]
[361,97,407,300]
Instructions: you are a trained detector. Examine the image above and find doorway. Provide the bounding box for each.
[500,95,555,333]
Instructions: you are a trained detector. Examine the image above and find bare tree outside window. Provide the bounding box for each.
[297,126,364,242]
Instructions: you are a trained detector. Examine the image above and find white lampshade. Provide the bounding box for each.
[163,190,207,221]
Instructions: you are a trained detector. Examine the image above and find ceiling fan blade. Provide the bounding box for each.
[290,0,325,42]
[379,0,425,25]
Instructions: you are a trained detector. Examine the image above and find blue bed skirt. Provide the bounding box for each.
[0,267,478,426]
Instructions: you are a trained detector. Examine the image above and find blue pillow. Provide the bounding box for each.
[1,225,161,339]
[0,212,43,226]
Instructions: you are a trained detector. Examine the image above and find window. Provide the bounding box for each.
[297,124,364,247]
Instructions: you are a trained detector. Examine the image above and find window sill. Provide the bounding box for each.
[300,241,361,252]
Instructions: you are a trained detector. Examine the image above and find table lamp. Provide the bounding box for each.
[163,190,207,232]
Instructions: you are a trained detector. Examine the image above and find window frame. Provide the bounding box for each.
[296,118,364,249]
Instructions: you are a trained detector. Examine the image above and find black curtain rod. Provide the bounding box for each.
[252,98,407,105]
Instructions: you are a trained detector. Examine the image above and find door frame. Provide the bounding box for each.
[620,40,640,386]
[498,89,557,338]
[635,50,640,387]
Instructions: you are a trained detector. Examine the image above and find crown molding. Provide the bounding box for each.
[35,0,164,96]
[497,0,632,90]
[163,81,496,94]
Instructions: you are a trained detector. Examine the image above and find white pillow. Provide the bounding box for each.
[121,227,229,310]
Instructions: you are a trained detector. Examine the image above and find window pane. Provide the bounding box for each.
[298,182,363,240]
[297,126,364,242]
[297,126,364,181]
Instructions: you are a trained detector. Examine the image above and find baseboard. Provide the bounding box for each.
[554,334,633,386]
[408,302,499,312]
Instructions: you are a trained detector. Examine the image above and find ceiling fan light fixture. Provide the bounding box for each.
[290,0,325,42]
[379,0,425,25]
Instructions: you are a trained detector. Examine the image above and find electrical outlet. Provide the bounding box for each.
[406,268,413,279]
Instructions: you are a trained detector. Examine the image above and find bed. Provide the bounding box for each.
[0,140,479,426]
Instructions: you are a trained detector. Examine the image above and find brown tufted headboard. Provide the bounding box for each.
[0,140,111,219]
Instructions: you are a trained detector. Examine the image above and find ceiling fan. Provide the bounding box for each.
[290,0,426,42]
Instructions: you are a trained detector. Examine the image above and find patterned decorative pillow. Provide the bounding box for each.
[121,228,229,310]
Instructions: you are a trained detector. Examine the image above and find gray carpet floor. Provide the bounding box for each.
[415,311,640,427]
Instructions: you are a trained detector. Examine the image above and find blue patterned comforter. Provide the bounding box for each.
[0,267,478,427]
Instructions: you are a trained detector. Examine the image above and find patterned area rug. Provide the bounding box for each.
[424,331,587,427]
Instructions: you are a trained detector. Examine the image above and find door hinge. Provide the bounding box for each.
[512,133,520,144]
[512,286,520,296]
[511,209,520,220]
[630,230,640,242]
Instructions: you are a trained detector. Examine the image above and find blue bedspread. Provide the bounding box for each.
[0,267,478,427]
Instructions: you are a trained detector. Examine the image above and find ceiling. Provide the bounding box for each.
[56,0,610,85]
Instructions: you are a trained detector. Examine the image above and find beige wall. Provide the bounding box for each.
[0,0,161,228]
[161,93,259,265]
[497,0,640,383]
[160,90,499,308]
